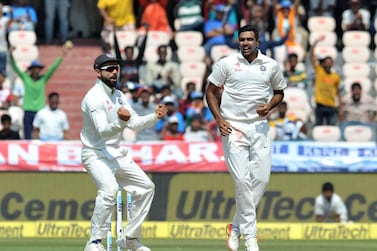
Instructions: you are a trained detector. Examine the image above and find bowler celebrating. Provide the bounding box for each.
[205,25,286,251]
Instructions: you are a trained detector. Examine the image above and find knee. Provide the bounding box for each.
[98,185,119,205]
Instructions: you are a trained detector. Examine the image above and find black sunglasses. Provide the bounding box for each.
[100,65,120,72]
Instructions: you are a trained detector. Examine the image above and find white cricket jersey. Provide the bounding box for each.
[314,193,348,222]
[80,79,158,149]
[33,106,69,140]
[208,51,286,121]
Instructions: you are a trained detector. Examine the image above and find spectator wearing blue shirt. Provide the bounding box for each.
[155,95,186,134]
[203,4,238,65]
[7,0,37,31]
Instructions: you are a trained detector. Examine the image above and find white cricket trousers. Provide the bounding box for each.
[222,119,272,241]
[81,147,155,241]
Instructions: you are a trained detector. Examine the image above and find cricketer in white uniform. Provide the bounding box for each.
[314,182,348,223]
[206,25,286,251]
[81,53,167,251]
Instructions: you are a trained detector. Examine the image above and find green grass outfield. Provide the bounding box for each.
[0,238,376,251]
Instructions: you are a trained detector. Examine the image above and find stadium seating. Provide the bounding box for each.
[210,45,237,63]
[342,31,371,47]
[342,62,371,78]
[307,16,336,33]
[108,30,138,49]
[177,46,205,63]
[312,125,341,142]
[144,45,172,63]
[283,87,312,123]
[343,125,374,142]
[175,31,203,47]
[309,31,337,46]
[341,46,370,63]
[8,30,37,46]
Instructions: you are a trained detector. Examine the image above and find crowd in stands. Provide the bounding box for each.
[0,0,377,143]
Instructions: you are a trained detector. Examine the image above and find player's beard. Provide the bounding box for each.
[101,75,118,89]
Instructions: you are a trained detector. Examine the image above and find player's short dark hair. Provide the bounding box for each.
[322,182,334,192]
[238,25,259,41]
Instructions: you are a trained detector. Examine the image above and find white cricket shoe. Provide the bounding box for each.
[84,241,106,251]
[245,238,259,251]
[226,224,240,251]
[116,237,151,251]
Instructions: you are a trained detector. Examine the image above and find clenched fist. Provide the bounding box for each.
[155,104,167,119]
[118,107,131,121]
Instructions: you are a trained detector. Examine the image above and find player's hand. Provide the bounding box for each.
[256,104,270,117]
[118,107,131,121]
[155,104,167,119]
[217,119,232,136]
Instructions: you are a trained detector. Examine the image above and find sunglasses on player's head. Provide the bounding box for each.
[100,65,120,72]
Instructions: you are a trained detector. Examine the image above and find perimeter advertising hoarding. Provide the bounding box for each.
[0,222,375,240]
[0,173,376,222]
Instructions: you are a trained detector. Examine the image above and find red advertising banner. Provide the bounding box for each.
[1,141,376,172]
[0,140,228,172]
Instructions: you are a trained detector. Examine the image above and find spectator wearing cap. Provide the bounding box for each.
[132,86,160,141]
[9,43,71,139]
[159,115,184,141]
[0,114,20,140]
[155,95,186,134]
[203,3,239,66]
[123,82,140,106]
[185,91,213,124]
[309,35,342,126]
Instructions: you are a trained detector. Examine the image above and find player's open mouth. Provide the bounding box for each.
[243,47,251,53]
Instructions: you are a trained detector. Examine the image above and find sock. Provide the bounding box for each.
[91,239,101,244]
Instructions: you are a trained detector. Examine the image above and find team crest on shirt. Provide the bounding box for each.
[260,65,266,71]
[117,98,123,105]
[234,62,242,72]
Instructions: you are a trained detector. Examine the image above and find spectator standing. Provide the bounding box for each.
[315,182,348,223]
[81,53,167,251]
[339,82,377,139]
[97,0,136,50]
[0,3,12,74]
[341,0,370,31]
[178,81,196,117]
[138,0,173,36]
[32,92,70,141]
[205,25,286,251]
[132,87,160,141]
[8,0,37,31]
[9,44,71,139]
[44,0,70,44]
[309,36,342,126]
[0,114,20,140]
[118,25,149,85]
[203,4,238,65]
